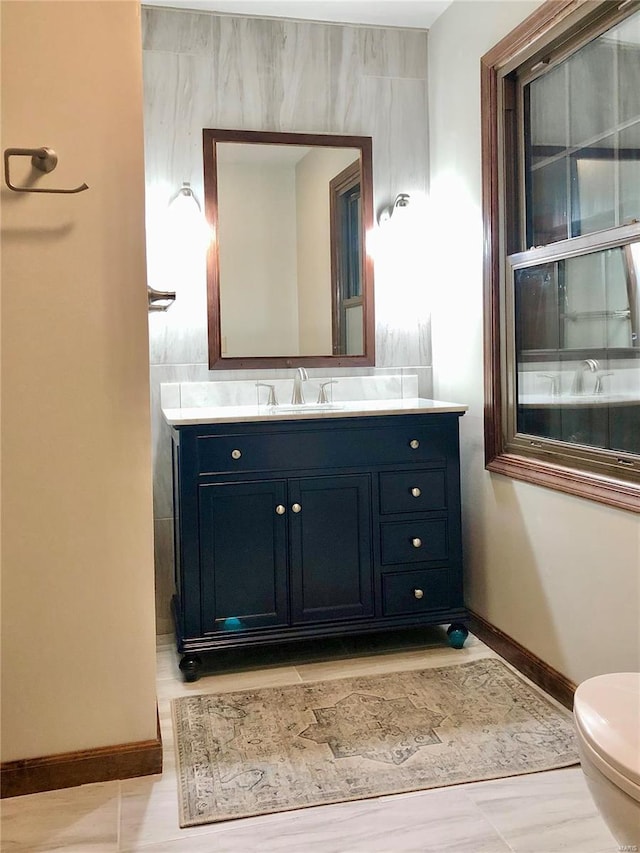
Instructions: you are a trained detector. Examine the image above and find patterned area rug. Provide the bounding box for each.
[171,658,579,827]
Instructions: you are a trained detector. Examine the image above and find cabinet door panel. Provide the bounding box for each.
[289,475,373,624]
[199,480,288,633]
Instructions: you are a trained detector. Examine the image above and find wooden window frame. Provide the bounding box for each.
[482,0,640,514]
[329,160,364,356]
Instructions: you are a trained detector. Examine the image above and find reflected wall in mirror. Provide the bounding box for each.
[203,129,375,369]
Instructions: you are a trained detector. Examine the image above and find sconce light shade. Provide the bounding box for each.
[378,193,410,225]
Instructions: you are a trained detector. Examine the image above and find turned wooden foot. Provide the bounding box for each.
[179,654,203,682]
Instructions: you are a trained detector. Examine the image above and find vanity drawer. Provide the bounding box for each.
[379,470,446,515]
[380,519,448,564]
[195,423,452,475]
[382,569,451,616]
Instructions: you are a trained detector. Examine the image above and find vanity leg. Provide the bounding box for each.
[179,654,203,682]
[447,623,469,649]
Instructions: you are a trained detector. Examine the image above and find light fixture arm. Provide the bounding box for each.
[377,192,411,225]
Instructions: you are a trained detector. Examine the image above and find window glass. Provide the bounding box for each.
[514,241,640,456]
[483,1,640,506]
[524,9,640,247]
[620,123,640,224]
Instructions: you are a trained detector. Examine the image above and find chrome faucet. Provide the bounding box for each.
[291,367,308,405]
[571,358,599,395]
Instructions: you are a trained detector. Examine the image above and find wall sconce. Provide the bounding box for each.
[169,181,202,213]
[146,182,204,313]
[378,193,411,225]
[167,179,211,254]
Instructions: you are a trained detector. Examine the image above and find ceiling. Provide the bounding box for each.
[143,0,453,30]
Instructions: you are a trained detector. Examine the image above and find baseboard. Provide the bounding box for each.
[467,609,576,710]
[0,713,163,799]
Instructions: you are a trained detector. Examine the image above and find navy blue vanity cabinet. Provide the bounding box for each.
[170,412,467,681]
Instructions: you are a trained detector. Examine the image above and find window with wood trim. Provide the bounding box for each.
[482,0,640,513]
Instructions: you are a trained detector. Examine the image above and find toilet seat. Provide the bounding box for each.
[574,673,640,802]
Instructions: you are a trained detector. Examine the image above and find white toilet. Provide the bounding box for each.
[573,672,640,847]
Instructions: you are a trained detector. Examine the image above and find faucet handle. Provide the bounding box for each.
[256,382,278,407]
[317,380,337,404]
[594,372,613,395]
[537,373,559,397]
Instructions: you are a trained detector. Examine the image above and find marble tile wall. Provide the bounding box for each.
[142,7,431,632]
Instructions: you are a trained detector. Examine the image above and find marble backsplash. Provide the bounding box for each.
[160,372,421,410]
[519,360,640,398]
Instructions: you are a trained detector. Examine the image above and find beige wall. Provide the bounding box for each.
[218,162,299,357]
[428,0,640,685]
[295,147,358,355]
[1,1,158,761]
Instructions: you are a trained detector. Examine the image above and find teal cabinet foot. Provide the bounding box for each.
[447,623,469,649]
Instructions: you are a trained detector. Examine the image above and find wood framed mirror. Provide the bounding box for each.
[203,129,375,369]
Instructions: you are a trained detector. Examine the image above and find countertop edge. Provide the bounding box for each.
[162,399,469,426]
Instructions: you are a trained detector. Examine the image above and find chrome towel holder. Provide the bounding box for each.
[147,285,176,312]
[3,147,89,194]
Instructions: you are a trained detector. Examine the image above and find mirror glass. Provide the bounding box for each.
[203,129,375,369]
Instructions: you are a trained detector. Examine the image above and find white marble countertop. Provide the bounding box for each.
[162,397,468,426]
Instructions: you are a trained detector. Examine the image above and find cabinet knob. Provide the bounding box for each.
[231,449,242,460]
[292,503,302,513]
[275,505,286,515]
[411,487,421,498]
[414,588,424,599]
[412,537,422,548]
[409,439,420,449]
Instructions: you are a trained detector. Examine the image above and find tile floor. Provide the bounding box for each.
[1,628,618,852]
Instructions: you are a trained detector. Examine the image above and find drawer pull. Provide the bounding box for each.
[409,439,420,449]
[292,503,302,513]
[411,487,421,497]
[412,537,422,548]
[231,449,242,460]
[275,505,286,515]
[413,588,424,599]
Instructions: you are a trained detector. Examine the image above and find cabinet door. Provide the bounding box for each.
[289,474,373,624]
[199,480,289,634]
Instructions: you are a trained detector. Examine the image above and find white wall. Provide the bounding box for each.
[1,1,158,761]
[428,0,640,684]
